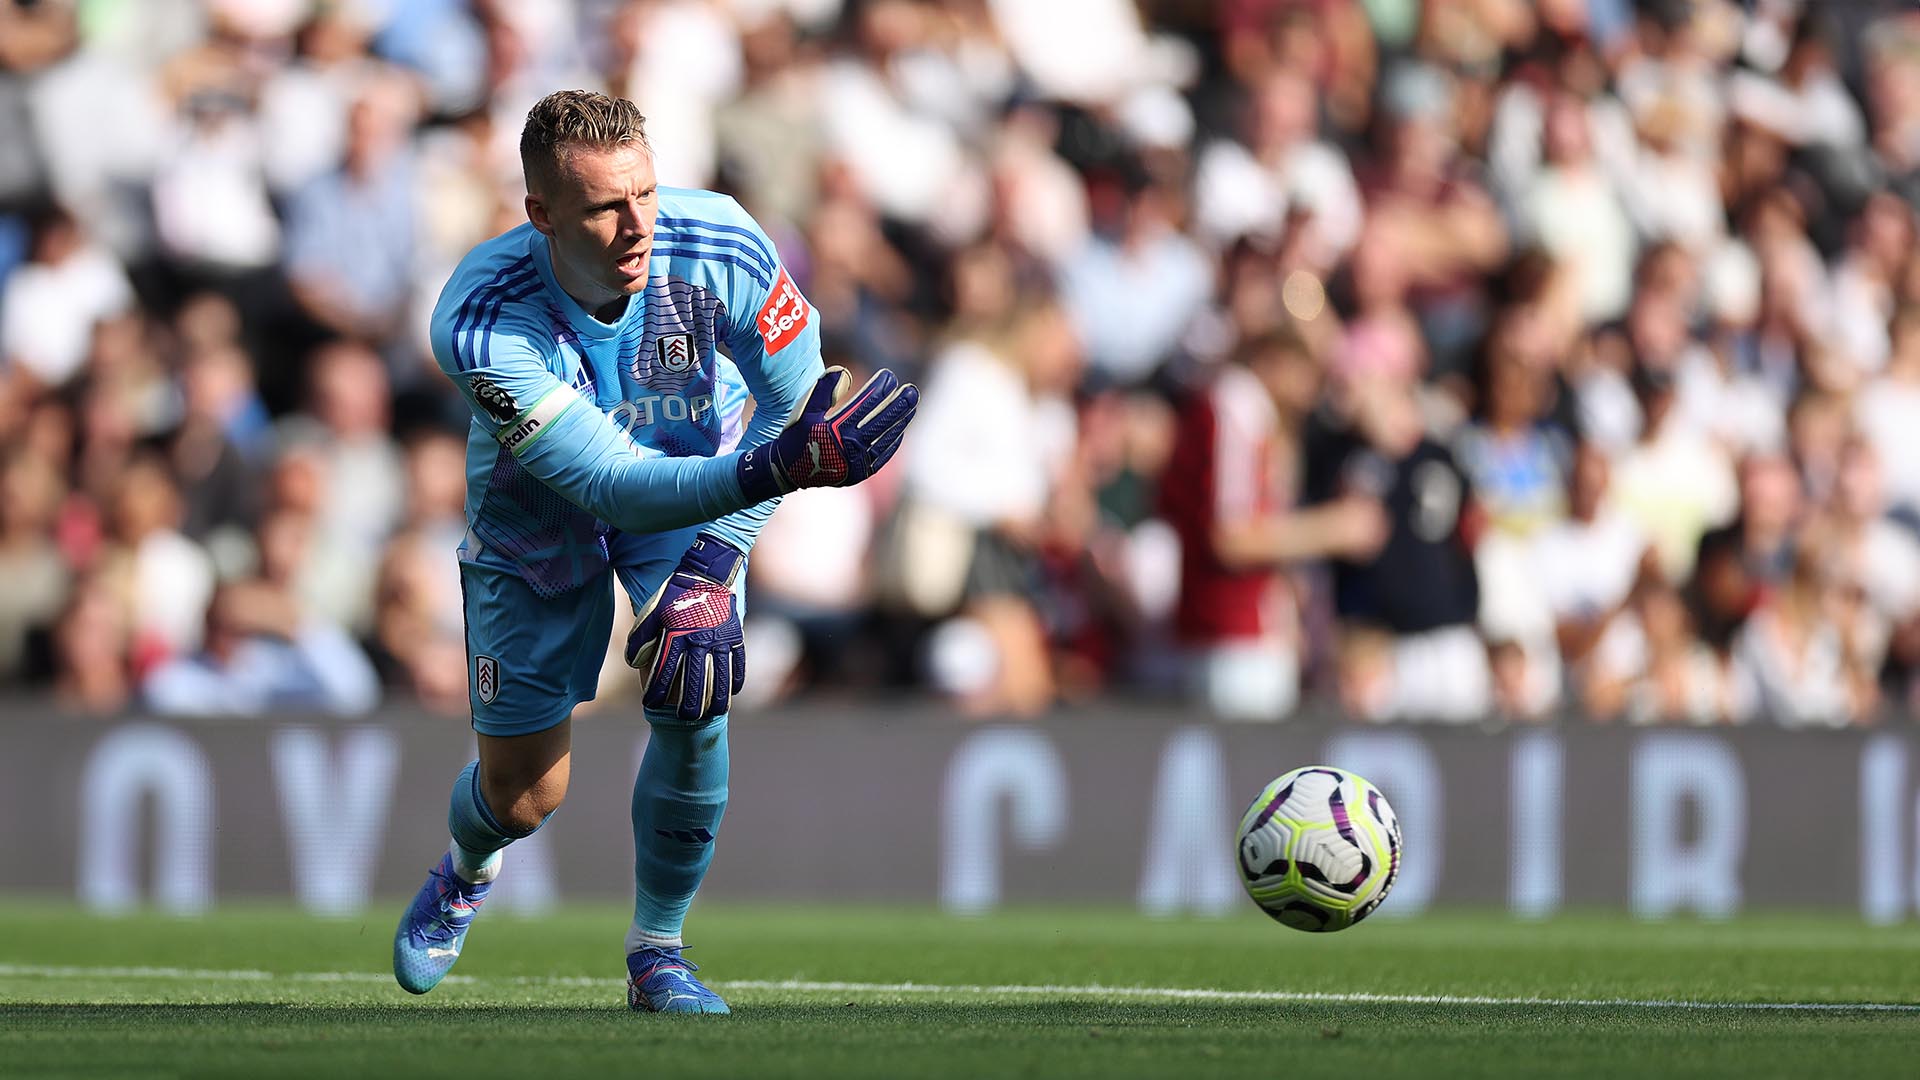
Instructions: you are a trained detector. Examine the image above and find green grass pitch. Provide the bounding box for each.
[4,903,1920,1078]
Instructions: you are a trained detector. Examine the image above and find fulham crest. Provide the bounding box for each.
[475,655,500,705]
[657,331,697,374]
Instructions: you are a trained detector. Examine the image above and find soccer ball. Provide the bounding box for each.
[1235,765,1402,932]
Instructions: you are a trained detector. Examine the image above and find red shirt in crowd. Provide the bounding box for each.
[1161,365,1290,644]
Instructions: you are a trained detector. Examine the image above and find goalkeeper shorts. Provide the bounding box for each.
[459,526,743,736]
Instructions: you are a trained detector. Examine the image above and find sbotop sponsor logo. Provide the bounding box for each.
[608,391,717,436]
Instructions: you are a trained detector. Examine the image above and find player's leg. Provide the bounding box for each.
[613,531,736,1014]
[625,706,731,1014]
[449,718,572,883]
[393,561,613,995]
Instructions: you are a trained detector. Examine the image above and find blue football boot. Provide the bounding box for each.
[626,945,732,1014]
[393,850,494,994]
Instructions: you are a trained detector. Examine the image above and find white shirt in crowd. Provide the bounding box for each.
[1857,378,1920,517]
[1192,137,1363,259]
[1674,345,1788,458]
[1610,423,1739,582]
[1518,165,1638,325]
[151,112,282,270]
[0,243,135,386]
[1731,606,1853,729]
[1728,67,1867,149]
[130,528,216,656]
[1532,509,1647,621]
[905,341,1076,527]
[751,487,876,612]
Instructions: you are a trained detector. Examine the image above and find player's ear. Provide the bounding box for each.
[525,193,555,237]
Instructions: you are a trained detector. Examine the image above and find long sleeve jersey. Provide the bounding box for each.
[428,187,822,597]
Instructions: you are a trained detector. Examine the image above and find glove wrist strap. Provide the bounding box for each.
[735,444,790,503]
[678,532,746,587]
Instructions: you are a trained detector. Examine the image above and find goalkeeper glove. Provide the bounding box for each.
[736,366,918,501]
[625,533,746,723]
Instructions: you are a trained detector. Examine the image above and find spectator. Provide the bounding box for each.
[0,204,135,390]
[802,166,919,376]
[1512,90,1637,326]
[170,341,267,547]
[903,299,1081,715]
[714,11,826,230]
[1609,363,1738,582]
[100,451,214,672]
[1161,327,1384,721]
[1453,311,1572,538]
[1821,439,1920,655]
[363,425,469,712]
[818,0,975,230]
[1587,577,1744,725]
[1057,171,1211,385]
[1358,62,1509,375]
[1826,192,1912,376]
[1732,536,1875,728]
[1857,307,1920,522]
[50,571,133,715]
[1192,67,1362,264]
[1866,11,1920,202]
[1531,441,1652,701]
[275,340,405,631]
[283,74,421,349]
[369,526,469,715]
[258,4,383,197]
[1685,243,1787,458]
[0,451,68,680]
[149,47,283,275]
[1728,11,1866,154]
[611,0,744,191]
[742,484,881,703]
[144,577,381,717]
[1305,372,1486,723]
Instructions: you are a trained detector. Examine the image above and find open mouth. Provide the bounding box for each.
[615,250,648,278]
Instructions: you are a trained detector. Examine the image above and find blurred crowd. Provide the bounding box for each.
[5,0,1920,727]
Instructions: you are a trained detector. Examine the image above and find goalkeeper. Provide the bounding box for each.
[392,90,917,1014]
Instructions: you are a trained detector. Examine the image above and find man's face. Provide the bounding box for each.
[527,143,658,302]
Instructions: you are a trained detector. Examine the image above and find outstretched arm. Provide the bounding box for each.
[436,314,758,535]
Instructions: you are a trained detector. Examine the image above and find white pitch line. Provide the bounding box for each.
[2,964,1918,1013]
[718,980,1920,1012]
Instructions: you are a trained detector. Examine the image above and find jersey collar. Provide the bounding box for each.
[530,230,642,342]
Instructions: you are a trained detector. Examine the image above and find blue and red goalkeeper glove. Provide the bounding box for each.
[736,366,918,501]
[625,533,746,723]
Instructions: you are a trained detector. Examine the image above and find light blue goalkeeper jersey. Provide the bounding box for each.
[429,187,822,597]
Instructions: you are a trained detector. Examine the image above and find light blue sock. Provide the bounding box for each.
[447,759,545,883]
[627,712,729,950]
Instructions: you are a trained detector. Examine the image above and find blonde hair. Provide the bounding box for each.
[519,90,652,194]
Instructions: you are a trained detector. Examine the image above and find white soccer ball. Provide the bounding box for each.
[1235,765,1402,932]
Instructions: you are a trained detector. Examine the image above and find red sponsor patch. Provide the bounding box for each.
[756,267,810,354]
